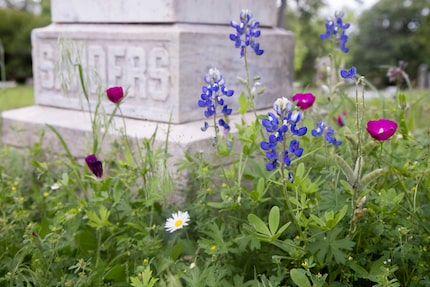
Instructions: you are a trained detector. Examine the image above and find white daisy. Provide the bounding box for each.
[165,211,190,233]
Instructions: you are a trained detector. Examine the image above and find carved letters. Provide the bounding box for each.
[38,41,170,102]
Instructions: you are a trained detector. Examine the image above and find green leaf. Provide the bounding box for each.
[309,214,325,229]
[290,268,311,287]
[141,266,159,287]
[274,222,291,239]
[307,227,355,264]
[295,162,305,179]
[398,93,409,140]
[325,205,348,229]
[130,277,144,287]
[334,154,355,186]
[248,214,271,236]
[238,92,251,114]
[170,242,183,260]
[289,196,303,208]
[358,168,385,191]
[75,229,97,251]
[207,202,228,209]
[343,126,358,155]
[104,264,126,282]
[268,206,280,235]
[256,177,265,196]
[349,262,369,278]
[86,205,112,230]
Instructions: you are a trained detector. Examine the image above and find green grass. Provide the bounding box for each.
[0,85,34,112]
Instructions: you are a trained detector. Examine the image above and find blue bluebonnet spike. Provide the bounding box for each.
[260,97,308,172]
[312,121,342,146]
[340,66,357,79]
[229,9,264,57]
[320,11,351,53]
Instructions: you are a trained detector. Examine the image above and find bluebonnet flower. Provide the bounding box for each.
[197,68,234,135]
[229,9,264,57]
[273,97,293,116]
[320,11,351,53]
[312,121,342,146]
[340,66,357,79]
[262,112,279,133]
[285,111,308,136]
[261,98,308,175]
[289,139,304,157]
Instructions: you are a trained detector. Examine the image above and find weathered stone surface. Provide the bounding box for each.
[417,64,428,89]
[32,23,295,123]
[1,105,268,169]
[51,0,277,27]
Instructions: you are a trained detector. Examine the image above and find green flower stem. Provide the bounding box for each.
[98,103,120,154]
[280,133,303,239]
[95,229,102,269]
[235,145,247,202]
[118,106,139,167]
[349,77,366,235]
[243,51,257,117]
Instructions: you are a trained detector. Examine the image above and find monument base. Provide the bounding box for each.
[1,105,268,178]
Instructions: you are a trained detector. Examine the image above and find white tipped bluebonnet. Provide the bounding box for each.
[260,98,308,175]
[229,9,264,57]
[197,68,234,135]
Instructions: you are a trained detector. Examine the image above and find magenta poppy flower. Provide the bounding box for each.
[292,93,315,110]
[336,112,346,127]
[85,154,103,178]
[106,86,124,104]
[366,119,398,141]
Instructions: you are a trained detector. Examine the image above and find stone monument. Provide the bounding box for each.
[417,64,429,90]
[2,0,295,172]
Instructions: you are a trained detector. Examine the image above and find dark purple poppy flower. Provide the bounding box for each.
[85,154,103,178]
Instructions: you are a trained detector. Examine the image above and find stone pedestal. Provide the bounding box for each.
[417,64,428,89]
[32,23,294,123]
[1,105,270,167]
[2,1,295,175]
[50,0,277,26]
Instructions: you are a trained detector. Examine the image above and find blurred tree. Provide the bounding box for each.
[0,0,41,14]
[348,0,430,87]
[285,0,328,87]
[0,1,50,82]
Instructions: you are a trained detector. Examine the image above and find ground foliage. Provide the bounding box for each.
[1,7,430,287]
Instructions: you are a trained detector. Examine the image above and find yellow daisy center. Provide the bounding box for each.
[175,219,183,227]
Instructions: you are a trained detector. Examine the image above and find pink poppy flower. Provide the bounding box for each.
[106,86,124,104]
[366,119,398,141]
[292,93,315,110]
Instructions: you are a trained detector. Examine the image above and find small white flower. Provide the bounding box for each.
[165,211,190,233]
[51,183,61,190]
